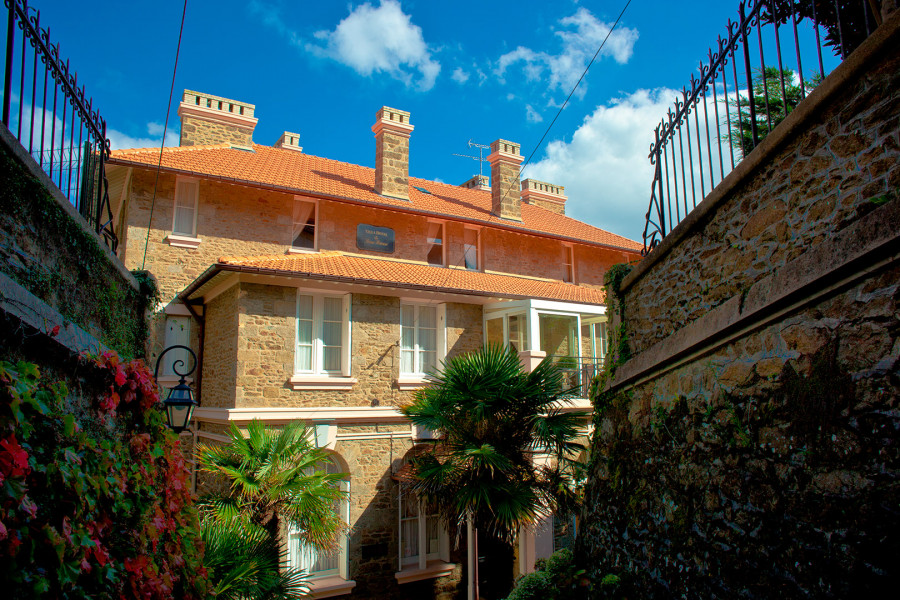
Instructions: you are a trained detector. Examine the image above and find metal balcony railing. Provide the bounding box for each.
[641,0,882,256]
[2,0,116,250]
[548,355,604,396]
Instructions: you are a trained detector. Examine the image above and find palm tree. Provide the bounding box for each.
[196,419,347,557]
[201,519,310,599]
[400,345,586,598]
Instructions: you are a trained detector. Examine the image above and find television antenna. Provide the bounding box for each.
[452,140,490,178]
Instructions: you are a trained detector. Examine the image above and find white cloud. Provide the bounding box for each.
[525,88,676,241]
[497,8,638,98]
[525,104,543,123]
[451,67,470,84]
[307,0,440,91]
[107,122,179,150]
[526,86,743,242]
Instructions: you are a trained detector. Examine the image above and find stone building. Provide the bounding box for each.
[106,90,642,599]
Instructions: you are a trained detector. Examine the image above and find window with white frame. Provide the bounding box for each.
[292,198,317,250]
[172,179,199,237]
[399,485,446,569]
[401,304,437,376]
[426,222,445,266]
[288,457,350,580]
[562,245,574,283]
[463,227,480,271]
[296,293,350,376]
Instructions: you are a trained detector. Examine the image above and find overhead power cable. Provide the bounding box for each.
[141,0,188,271]
[519,0,633,179]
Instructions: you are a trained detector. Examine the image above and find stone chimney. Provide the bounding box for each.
[521,179,567,215]
[275,131,303,152]
[487,139,524,221]
[372,106,414,200]
[177,90,257,147]
[460,174,490,191]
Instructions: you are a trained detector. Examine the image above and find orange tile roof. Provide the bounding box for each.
[109,144,642,253]
[184,253,606,305]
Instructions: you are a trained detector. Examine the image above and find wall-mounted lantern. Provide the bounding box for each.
[154,345,198,433]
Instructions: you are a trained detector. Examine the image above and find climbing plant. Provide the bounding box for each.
[0,349,207,598]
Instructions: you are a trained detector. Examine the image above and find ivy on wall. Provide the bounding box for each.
[580,342,900,598]
[0,349,206,598]
[0,143,155,359]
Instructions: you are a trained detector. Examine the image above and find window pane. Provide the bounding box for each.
[464,229,479,270]
[296,345,312,371]
[173,206,195,236]
[323,321,342,347]
[323,297,342,321]
[418,328,436,353]
[418,306,436,329]
[426,515,440,555]
[322,347,341,372]
[401,349,414,374]
[486,317,503,346]
[298,295,313,319]
[297,319,313,345]
[427,223,443,266]
[292,201,316,249]
[420,350,436,373]
[401,518,419,560]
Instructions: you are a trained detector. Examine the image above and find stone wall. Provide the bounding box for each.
[121,170,625,312]
[179,115,254,147]
[0,124,149,359]
[580,12,900,599]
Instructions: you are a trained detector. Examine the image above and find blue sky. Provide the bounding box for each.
[32,0,746,241]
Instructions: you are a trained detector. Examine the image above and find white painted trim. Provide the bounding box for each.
[196,430,230,444]
[177,102,259,129]
[192,406,409,425]
[163,302,193,316]
[307,575,356,599]
[397,376,428,391]
[394,560,456,584]
[288,375,357,391]
[165,233,201,249]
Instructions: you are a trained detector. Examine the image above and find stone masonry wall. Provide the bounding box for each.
[122,170,625,312]
[179,115,253,147]
[201,284,239,408]
[230,286,484,409]
[581,15,900,599]
[620,27,900,356]
[374,131,410,200]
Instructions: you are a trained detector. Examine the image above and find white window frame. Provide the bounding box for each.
[398,303,446,390]
[400,304,438,376]
[172,177,199,237]
[291,292,353,389]
[426,220,446,267]
[289,197,318,253]
[397,484,449,571]
[288,458,352,583]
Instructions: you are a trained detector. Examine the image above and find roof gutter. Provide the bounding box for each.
[108,158,643,255]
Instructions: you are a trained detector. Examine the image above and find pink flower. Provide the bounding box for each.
[0,519,7,541]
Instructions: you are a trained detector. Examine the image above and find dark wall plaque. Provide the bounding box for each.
[357,224,395,253]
